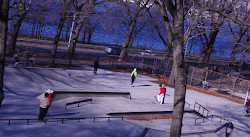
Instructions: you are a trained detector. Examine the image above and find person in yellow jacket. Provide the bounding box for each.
[131,68,137,86]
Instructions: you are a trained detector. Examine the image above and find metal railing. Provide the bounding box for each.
[194,114,231,125]
[0,116,124,126]
[65,99,92,109]
[185,101,191,108]
[194,102,209,117]
[209,115,231,123]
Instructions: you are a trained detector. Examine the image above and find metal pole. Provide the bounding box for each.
[152,59,155,74]
[141,57,144,70]
[232,77,237,97]
[203,70,208,89]
[68,14,76,47]
[190,67,195,86]
[218,74,222,91]
[244,82,249,105]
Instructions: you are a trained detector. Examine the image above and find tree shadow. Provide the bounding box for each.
[137,85,152,87]
[47,112,80,117]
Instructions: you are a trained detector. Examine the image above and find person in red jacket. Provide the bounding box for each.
[48,93,52,106]
[157,84,166,104]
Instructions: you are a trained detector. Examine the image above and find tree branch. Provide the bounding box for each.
[206,8,250,27]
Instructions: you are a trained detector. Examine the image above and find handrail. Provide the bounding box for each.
[65,99,92,109]
[194,102,209,117]
[0,116,124,126]
[194,114,230,125]
[209,115,230,123]
[185,101,191,108]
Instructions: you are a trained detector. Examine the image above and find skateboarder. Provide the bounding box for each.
[131,68,137,86]
[157,84,166,104]
[38,93,49,122]
[245,101,250,117]
[93,57,99,74]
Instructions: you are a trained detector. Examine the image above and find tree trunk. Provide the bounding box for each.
[49,1,71,67]
[31,21,36,38]
[169,1,187,136]
[239,47,248,65]
[87,31,91,44]
[67,4,93,64]
[198,28,220,66]
[67,19,85,64]
[119,21,136,61]
[230,41,240,63]
[82,27,86,44]
[168,64,175,85]
[48,16,67,67]
[0,0,10,108]
[66,20,70,40]
[7,15,25,55]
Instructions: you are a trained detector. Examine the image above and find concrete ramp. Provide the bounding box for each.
[53,91,131,101]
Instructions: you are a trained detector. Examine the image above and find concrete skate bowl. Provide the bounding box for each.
[52,91,132,102]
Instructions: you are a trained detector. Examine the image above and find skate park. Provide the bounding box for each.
[0,66,249,137]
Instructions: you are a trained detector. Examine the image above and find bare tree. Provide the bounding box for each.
[0,0,10,108]
[239,37,249,65]
[82,17,97,44]
[154,0,249,136]
[67,0,104,64]
[146,7,172,60]
[7,0,32,55]
[228,22,249,63]
[112,0,151,61]
[154,0,186,136]
[193,0,250,66]
[49,0,73,67]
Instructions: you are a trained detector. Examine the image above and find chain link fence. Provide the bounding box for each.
[187,66,250,98]
[106,55,249,99]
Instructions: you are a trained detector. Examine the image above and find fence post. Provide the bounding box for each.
[247,81,250,95]
[231,77,237,97]
[203,70,208,89]
[152,59,155,74]
[218,74,222,91]
[189,67,195,86]
[141,57,144,70]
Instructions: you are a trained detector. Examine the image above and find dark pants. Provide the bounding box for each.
[44,106,50,116]
[39,107,48,121]
[131,75,135,85]
[93,67,98,74]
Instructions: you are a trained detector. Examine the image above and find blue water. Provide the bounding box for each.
[18,21,249,60]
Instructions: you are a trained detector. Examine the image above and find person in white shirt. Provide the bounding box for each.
[38,93,49,121]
